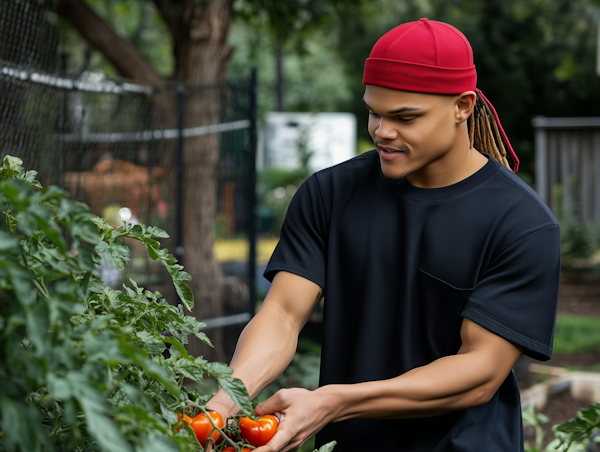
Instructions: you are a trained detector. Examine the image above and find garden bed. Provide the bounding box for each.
[520,270,600,448]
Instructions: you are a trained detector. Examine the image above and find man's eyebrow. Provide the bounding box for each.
[362,97,423,114]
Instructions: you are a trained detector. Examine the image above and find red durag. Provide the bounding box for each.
[362,18,519,172]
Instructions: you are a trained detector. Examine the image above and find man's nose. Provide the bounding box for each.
[376,118,398,140]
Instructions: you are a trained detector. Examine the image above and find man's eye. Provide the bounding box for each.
[398,117,416,123]
[368,111,380,117]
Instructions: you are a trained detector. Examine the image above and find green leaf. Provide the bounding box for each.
[1,155,24,174]
[174,280,194,311]
[208,365,253,418]
[143,359,180,397]
[17,211,37,236]
[139,432,180,452]
[147,244,159,260]
[95,240,109,253]
[147,226,169,238]
[0,396,51,452]
[67,372,133,452]
[315,441,337,452]
[206,362,233,378]
[0,232,20,252]
[47,373,72,400]
[24,170,42,189]
[158,397,179,425]
[103,249,127,270]
[172,358,205,382]
[24,303,49,356]
[163,336,190,359]
[136,331,167,356]
[194,331,214,348]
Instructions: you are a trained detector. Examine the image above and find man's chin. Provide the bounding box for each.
[381,166,414,185]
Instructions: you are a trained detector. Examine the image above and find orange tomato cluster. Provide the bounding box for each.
[176,412,224,446]
[175,411,280,449]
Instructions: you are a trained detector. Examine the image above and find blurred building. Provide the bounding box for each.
[262,112,357,172]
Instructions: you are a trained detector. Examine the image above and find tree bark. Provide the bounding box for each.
[56,0,238,363]
[173,0,235,362]
[55,0,164,85]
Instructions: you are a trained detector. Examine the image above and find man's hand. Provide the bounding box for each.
[252,388,335,452]
[204,272,325,450]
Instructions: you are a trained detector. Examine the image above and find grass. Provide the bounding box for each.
[214,237,278,264]
[553,314,600,354]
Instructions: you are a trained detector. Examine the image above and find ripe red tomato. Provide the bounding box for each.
[223,447,251,452]
[175,414,192,432]
[238,414,279,447]
[189,411,224,445]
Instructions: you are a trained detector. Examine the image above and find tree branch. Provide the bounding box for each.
[55,0,164,85]
[152,0,186,39]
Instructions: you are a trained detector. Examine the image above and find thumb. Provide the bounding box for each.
[255,391,287,417]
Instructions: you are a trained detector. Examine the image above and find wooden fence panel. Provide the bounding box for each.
[532,117,600,222]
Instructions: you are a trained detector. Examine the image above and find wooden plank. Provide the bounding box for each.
[548,130,559,214]
[593,131,600,221]
[560,131,571,215]
[580,132,591,222]
[535,128,548,204]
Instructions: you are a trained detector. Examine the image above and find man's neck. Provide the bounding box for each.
[406,146,488,188]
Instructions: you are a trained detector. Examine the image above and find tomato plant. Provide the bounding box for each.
[0,156,335,452]
[0,156,255,452]
[223,447,251,452]
[239,414,279,447]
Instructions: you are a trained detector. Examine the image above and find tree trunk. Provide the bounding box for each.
[171,0,235,362]
[57,0,239,363]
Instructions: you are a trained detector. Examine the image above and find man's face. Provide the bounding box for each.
[363,85,462,182]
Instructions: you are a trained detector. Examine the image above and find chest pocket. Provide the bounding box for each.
[417,269,475,303]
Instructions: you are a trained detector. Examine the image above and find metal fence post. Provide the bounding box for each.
[248,68,258,318]
[176,83,185,291]
[57,53,68,188]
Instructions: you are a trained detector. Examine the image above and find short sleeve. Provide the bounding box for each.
[461,224,561,361]
[264,174,328,289]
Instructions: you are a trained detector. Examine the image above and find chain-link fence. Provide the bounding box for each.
[0,0,257,360]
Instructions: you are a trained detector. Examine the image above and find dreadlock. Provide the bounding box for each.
[468,94,512,171]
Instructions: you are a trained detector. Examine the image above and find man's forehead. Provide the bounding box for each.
[363,85,453,110]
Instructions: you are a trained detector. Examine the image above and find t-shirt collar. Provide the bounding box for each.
[388,154,501,201]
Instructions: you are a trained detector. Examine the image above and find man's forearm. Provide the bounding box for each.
[316,352,499,423]
[207,303,301,415]
[311,320,522,423]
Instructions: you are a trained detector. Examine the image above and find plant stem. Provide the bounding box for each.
[33,279,49,299]
[196,405,239,449]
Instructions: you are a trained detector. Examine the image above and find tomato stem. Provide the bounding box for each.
[197,405,238,449]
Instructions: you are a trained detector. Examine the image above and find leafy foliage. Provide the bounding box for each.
[0,155,335,452]
[552,403,600,451]
[0,155,256,451]
[522,403,600,452]
[522,404,549,452]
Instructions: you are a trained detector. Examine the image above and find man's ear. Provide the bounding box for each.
[455,91,476,124]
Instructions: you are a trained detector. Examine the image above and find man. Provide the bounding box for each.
[209,18,560,451]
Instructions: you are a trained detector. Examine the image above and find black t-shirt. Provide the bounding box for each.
[264,150,560,452]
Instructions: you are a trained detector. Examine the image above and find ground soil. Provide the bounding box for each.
[535,391,599,449]
[557,271,600,317]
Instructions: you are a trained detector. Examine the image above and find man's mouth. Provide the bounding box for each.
[378,145,407,153]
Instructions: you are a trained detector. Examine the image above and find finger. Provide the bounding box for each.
[255,391,287,416]
[253,428,295,452]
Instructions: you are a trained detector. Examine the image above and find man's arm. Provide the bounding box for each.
[252,317,523,452]
[207,271,323,418]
